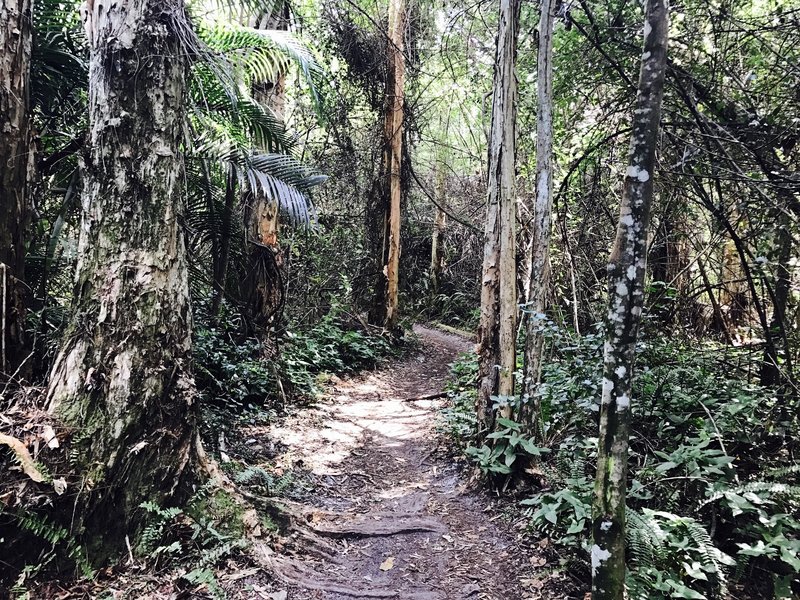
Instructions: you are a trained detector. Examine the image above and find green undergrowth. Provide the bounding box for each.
[441,322,800,599]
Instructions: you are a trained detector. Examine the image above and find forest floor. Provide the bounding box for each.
[227,325,563,600]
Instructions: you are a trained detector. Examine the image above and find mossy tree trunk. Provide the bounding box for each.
[45,0,196,559]
[0,0,34,377]
[476,0,519,432]
[591,1,668,597]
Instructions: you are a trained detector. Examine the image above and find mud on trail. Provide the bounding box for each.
[245,325,551,600]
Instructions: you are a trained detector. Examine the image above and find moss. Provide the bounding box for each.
[186,489,246,538]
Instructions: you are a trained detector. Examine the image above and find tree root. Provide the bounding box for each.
[310,514,446,537]
[252,542,401,598]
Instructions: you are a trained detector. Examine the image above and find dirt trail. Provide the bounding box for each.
[260,325,542,600]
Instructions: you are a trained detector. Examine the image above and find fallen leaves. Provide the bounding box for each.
[379,556,395,571]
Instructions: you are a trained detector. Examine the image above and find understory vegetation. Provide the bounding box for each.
[443,322,800,599]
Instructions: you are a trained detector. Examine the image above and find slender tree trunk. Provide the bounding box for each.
[591,1,668,597]
[370,0,406,330]
[521,0,556,421]
[211,169,236,317]
[244,2,289,345]
[430,160,447,295]
[0,0,33,377]
[760,209,793,388]
[476,0,519,431]
[46,0,195,558]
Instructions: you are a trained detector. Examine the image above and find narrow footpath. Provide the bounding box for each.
[252,325,548,600]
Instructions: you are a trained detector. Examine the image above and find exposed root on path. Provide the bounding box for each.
[309,514,446,537]
[253,543,401,598]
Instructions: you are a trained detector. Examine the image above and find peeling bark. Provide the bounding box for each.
[591,1,668,598]
[0,0,34,376]
[521,0,556,422]
[45,0,195,558]
[370,0,406,331]
[476,0,519,431]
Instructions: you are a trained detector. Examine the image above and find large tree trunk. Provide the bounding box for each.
[0,0,33,377]
[476,0,519,432]
[521,0,556,423]
[369,0,405,331]
[591,1,668,598]
[45,0,195,558]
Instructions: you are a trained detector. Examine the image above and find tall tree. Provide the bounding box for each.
[370,0,406,330]
[476,0,519,431]
[591,0,668,597]
[45,0,195,555]
[0,0,34,376]
[521,0,556,422]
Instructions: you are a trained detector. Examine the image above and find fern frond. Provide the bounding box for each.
[701,482,800,507]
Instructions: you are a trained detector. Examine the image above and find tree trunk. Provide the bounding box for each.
[591,1,668,598]
[521,0,556,423]
[476,0,519,431]
[0,0,33,377]
[211,168,235,318]
[45,0,195,558]
[760,210,793,389]
[244,1,289,346]
[429,160,447,295]
[370,0,406,331]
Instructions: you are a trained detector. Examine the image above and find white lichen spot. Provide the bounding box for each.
[601,377,614,401]
[621,214,634,227]
[642,51,651,60]
[617,393,630,411]
[627,265,637,280]
[631,306,642,317]
[615,366,627,378]
[644,21,652,38]
[627,166,650,182]
[591,544,613,576]
[600,520,613,531]
[616,281,629,296]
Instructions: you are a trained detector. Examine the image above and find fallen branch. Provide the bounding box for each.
[402,391,448,402]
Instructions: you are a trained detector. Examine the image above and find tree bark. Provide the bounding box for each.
[476,0,519,431]
[45,0,195,558]
[591,1,668,598]
[370,0,406,331]
[243,1,289,345]
[429,159,447,295]
[0,0,34,377]
[521,0,556,423]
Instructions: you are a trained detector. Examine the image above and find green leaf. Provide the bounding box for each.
[655,461,678,473]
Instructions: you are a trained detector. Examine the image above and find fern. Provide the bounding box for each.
[14,511,94,580]
[139,501,184,556]
[765,464,800,481]
[701,482,800,508]
[641,509,734,597]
